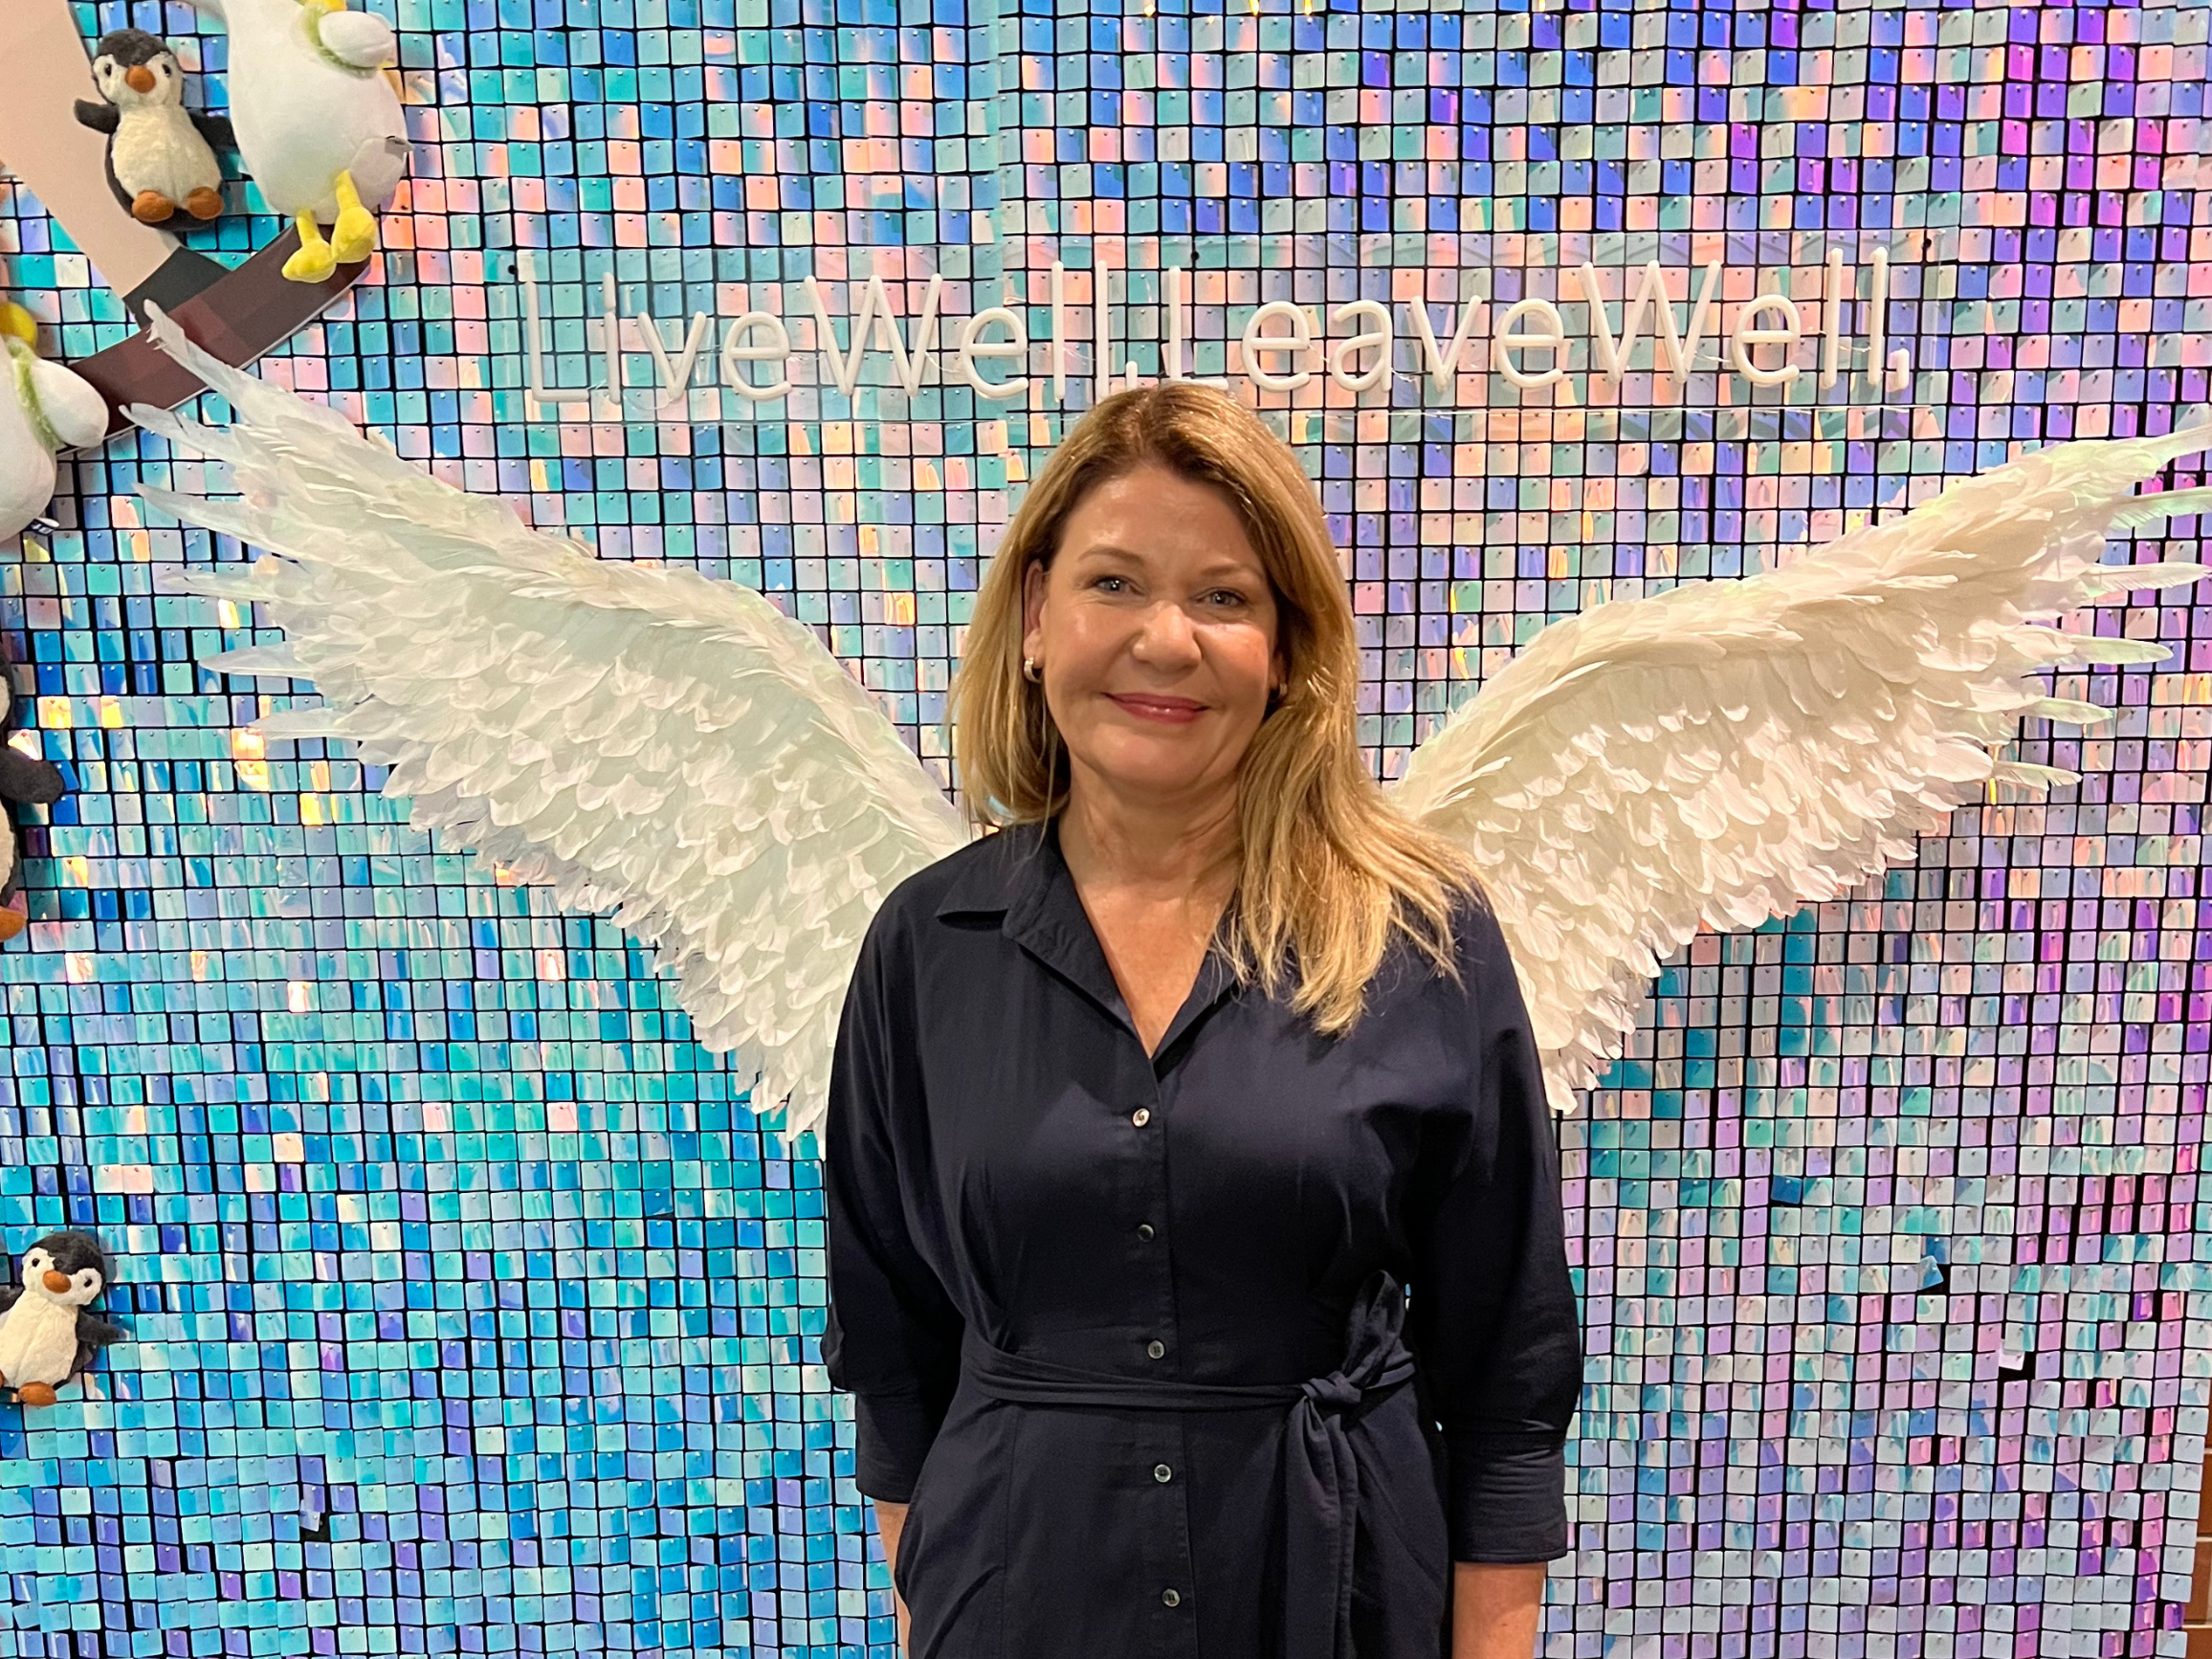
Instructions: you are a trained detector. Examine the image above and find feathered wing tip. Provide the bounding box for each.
[1399,424,2212,1117]
[131,305,496,572]
[132,303,363,445]
[2109,484,2212,533]
[128,332,972,1148]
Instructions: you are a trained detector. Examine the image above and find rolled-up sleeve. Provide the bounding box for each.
[1411,900,1583,1563]
[822,916,965,1503]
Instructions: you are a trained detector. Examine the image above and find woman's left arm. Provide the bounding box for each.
[1450,1563,1545,1659]
[1410,902,1585,1655]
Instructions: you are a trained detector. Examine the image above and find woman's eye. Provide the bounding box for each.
[1206,589,1250,608]
[1091,575,1127,593]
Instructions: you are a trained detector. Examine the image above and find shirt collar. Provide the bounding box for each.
[932,818,1055,922]
[935,819,1239,1061]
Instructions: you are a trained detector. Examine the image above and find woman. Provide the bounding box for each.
[823,383,1582,1659]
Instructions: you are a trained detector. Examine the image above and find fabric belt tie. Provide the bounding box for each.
[962,1270,1417,1659]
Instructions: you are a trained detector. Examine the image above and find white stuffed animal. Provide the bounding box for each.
[0,1231,122,1406]
[180,0,409,282]
[74,29,234,224]
[0,307,109,545]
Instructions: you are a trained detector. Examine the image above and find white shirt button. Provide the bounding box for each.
[1131,1108,1151,1127]
[1145,1339,1165,1360]
[1137,1223,1155,1241]
[1153,1464,1173,1483]
[1161,1588,1182,1607]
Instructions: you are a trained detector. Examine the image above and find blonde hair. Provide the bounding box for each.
[949,382,1481,1035]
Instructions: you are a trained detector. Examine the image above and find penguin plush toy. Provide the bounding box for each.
[0,1231,121,1407]
[74,31,232,225]
[0,640,65,941]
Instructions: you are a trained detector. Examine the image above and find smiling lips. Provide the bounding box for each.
[1106,693,1207,725]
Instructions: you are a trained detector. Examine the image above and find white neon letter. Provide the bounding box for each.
[1729,293,1803,387]
[1493,297,1567,387]
[1326,300,1391,393]
[632,308,713,413]
[719,311,792,402]
[1241,300,1315,392]
[1405,289,1486,395]
[954,307,1029,400]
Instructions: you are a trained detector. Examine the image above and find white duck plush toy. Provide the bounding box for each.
[0,1231,122,1407]
[0,305,110,545]
[180,0,408,282]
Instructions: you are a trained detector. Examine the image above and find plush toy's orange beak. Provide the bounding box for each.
[125,66,157,93]
[42,1270,70,1294]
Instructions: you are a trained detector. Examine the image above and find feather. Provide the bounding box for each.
[207,645,302,675]
[2071,561,2209,596]
[133,311,971,1145]
[1392,424,2212,1116]
[2012,627,2171,667]
[2106,488,2212,530]
[256,707,347,740]
[2025,697,2118,726]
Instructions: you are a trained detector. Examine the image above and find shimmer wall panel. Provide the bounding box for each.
[2,1,2210,1658]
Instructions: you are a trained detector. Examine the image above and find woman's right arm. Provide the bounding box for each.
[822,917,965,1644]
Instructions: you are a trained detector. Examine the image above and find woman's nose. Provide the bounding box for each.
[1131,601,1202,664]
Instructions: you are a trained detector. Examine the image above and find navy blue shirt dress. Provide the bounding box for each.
[822,821,1582,1659]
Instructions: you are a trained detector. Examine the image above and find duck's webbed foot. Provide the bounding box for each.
[330,169,378,264]
[282,211,338,282]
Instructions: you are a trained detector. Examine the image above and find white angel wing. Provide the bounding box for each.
[316,10,398,69]
[129,310,970,1141]
[1391,425,2212,1117]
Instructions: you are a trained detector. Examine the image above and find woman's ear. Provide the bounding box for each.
[1021,559,1048,664]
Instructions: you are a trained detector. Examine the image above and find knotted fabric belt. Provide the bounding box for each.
[962,1270,1417,1659]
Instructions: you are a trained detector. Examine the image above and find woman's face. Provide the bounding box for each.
[1023,464,1283,812]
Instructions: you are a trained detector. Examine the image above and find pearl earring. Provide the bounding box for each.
[1022,656,1042,683]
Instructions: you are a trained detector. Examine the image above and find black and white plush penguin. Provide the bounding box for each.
[0,1231,122,1406]
[73,31,232,224]
[0,650,64,941]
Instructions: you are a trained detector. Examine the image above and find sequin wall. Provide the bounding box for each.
[2,0,2210,1654]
